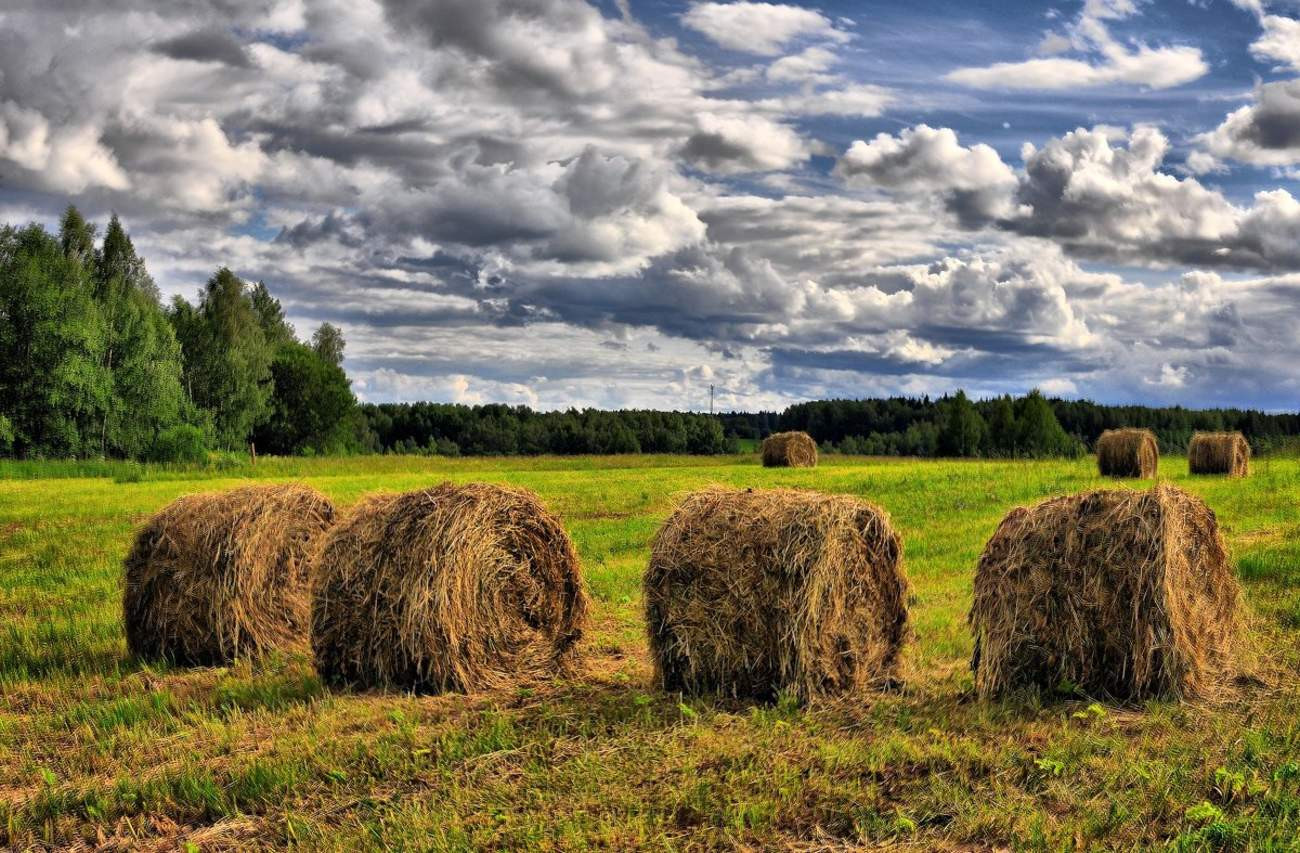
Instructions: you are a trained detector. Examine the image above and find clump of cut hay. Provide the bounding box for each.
[761,431,818,468]
[312,482,589,693]
[1189,431,1251,477]
[645,486,910,701]
[969,484,1242,701]
[1096,428,1159,478]
[123,484,336,665]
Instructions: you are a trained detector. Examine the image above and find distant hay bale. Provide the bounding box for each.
[1096,428,1159,478]
[123,484,336,665]
[312,482,589,692]
[1189,431,1251,477]
[969,484,1242,701]
[645,486,910,700]
[761,431,818,468]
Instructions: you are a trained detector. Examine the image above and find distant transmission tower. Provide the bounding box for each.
[709,384,715,415]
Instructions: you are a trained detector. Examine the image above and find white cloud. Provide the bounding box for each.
[834,124,1019,224]
[1251,16,1300,72]
[946,1,1207,90]
[766,45,837,82]
[682,2,848,56]
[1198,79,1300,167]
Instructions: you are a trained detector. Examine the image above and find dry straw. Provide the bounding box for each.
[645,486,910,700]
[761,431,818,468]
[1096,428,1159,478]
[311,482,589,693]
[969,484,1242,701]
[123,483,336,665]
[1189,431,1251,477]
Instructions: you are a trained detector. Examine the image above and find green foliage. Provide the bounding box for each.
[311,322,345,366]
[148,424,209,464]
[364,404,724,456]
[0,223,110,457]
[254,341,361,455]
[58,205,95,267]
[0,414,13,453]
[169,268,274,450]
[249,281,295,346]
[938,391,987,457]
[1015,389,1083,458]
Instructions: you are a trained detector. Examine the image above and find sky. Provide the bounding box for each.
[1,0,1299,412]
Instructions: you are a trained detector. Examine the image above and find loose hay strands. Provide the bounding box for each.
[645,486,910,701]
[969,484,1243,702]
[1189,431,1251,477]
[1096,428,1159,478]
[761,431,818,468]
[123,484,336,665]
[311,482,589,693]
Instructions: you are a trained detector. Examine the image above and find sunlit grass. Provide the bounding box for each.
[1,453,1298,849]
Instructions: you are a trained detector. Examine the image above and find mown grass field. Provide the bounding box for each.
[2,453,1299,850]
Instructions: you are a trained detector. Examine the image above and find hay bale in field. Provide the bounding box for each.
[311,482,589,693]
[1189,431,1251,477]
[969,484,1242,701]
[1096,428,1159,478]
[645,486,910,700]
[761,431,818,468]
[123,484,336,665]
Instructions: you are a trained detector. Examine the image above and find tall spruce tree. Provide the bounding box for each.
[938,390,987,457]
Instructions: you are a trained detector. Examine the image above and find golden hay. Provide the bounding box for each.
[1189,431,1251,477]
[969,484,1242,701]
[1096,428,1159,478]
[645,486,910,700]
[311,482,589,693]
[761,431,818,468]
[123,484,336,665]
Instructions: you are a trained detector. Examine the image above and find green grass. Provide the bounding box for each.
[1,452,1299,850]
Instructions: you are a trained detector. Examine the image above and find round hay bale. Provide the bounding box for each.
[761,431,818,468]
[969,484,1242,701]
[1189,431,1250,477]
[311,482,589,693]
[1096,428,1159,478]
[123,484,336,665]
[645,486,910,700]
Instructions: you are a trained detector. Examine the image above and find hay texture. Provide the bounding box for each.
[311,482,589,693]
[645,486,910,700]
[1096,428,1159,478]
[1189,431,1251,477]
[761,431,818,468]
[969,484,1242,701]
[123,484,336,665]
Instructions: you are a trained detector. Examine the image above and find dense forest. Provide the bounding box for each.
[3,209,1298,462]
[721,393,1300,456]
[0,208,365,461]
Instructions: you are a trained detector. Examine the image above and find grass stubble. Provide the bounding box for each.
[0,453,1298,849]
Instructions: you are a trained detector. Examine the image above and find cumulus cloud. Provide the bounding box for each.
[681,2,848,56]
[946,0,1207,90]
[837,123,1300,272]
[1250,15,1300,72]
[1197,79,1300,167]
[834,125,1019,226]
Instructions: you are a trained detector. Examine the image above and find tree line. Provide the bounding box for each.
[0,208,364,461]
[722,392,1300,457]
[361,403,727,456]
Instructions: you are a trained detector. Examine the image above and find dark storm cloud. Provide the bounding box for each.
[153,28,253,68]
